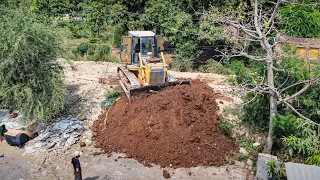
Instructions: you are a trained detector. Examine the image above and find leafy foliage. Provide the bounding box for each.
[282,120,319,160]
[279,2,320,38]
[282,135,298,160]
[306,154,320,166]
[242,94,270,132]
[199,59,232,75]
[105,88,120,100]
[237,136,255,153]
[111,24,126,48]
[267,160,286,180]
[218,121,234,137]
[236,153,249,161]
[273,114,299,137]
[236,136,260,161]
[79,1,106,36]
[0,10,66,123]
[170,42,197,72]
[72,43,112,62]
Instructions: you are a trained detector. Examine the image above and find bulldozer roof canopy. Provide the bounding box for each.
[128,31,155,37]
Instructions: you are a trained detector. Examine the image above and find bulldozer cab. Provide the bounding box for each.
[120,31,164,65]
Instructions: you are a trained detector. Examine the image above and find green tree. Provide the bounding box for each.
[79,1,106,36]
[279,1,320,38]
[0,10,66,123]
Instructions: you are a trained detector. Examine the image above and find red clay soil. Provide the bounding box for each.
[91,79,238,168]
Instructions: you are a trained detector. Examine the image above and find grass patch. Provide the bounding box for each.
[236,153,249,161]
[218,121,235,137]
[236,136,261,162]
[222,107,241,117]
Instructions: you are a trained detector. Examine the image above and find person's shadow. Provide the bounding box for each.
[84,176,99,180]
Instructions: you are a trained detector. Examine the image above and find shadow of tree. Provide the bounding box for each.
[84,176,99,180]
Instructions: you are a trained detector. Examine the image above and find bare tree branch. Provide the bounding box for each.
[278,83,311,104]
[279,78,320,93]
[254,0,263,37]
[272,67,285,72]
[283,101,320,125]
[268,0,282,27]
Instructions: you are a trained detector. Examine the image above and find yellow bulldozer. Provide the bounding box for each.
[118,31,189,100]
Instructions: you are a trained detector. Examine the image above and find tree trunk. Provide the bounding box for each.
[263,38,278,154]
[264,60,278,154]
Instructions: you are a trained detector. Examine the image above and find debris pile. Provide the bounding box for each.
[24,116,84,155]
[92,79,238,168]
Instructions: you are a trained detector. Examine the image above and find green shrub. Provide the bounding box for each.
[170,42,197,72]
[105,88,120,99]
[242,94,270,132]
[95,45,111,58]
[199,59,233,75]
[73,43,111,61]
[87,44,96,55]
[237,136,260,161]
[282,120,319,160]
[279,3,320,38]
[66,23,81,38]
[107,55,120,63]
[170,55,193,72]
[0,10,66,123]
[101,33,112,42]
[282,135,298,160]
[218,120,235,137]
[236,153,249,161]
[88,35,99,43]
[267,160,286,180]
[76,42,90,56]
[237,136,255,153]
[273,114,299,137]
[112,23,125,48]
[306,154,320,166]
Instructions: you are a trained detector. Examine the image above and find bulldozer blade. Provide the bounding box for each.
[129,80,190,97]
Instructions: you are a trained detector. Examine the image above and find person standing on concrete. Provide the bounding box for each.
[71,151,82,180]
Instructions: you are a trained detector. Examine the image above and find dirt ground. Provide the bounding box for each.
[0,59,253,180]
[92,80,238,168]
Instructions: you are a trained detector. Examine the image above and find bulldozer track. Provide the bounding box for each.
[117,66,141,100]
[117,66,141,89]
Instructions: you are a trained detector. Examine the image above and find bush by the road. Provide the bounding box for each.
[0,10,66,123]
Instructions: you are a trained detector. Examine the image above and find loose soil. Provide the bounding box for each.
[92,79,238,168]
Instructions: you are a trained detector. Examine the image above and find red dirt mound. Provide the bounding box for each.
[92,79,238,168]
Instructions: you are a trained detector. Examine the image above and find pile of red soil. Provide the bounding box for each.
[92,79,238,168]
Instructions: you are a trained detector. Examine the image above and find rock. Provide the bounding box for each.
[239,147,249,155]
[147,121,154,126]
[23,146,36,155]
[35,142,44,149]
[235,161,241,166]
[85,139,92,146]
[84,130,93,138]
[80,142,86,147]
[247,159,253,166]
[163,170,171,179]
[92,132,98,137]
[253,142,261,147]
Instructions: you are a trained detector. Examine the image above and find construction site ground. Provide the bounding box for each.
[0,59,253,180]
